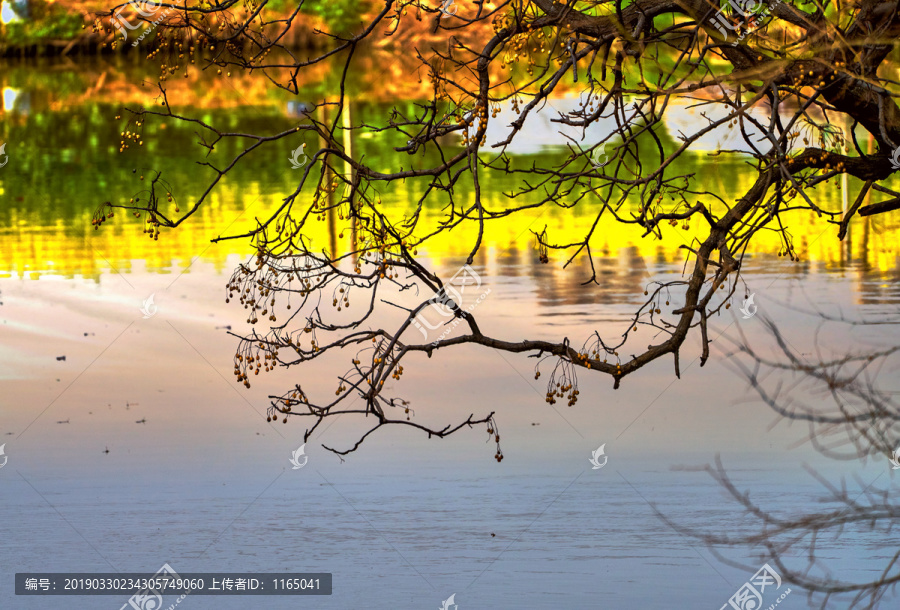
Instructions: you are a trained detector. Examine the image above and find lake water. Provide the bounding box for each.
[1,58,899,609]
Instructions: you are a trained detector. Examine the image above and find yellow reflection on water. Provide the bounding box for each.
[3,195,898,280]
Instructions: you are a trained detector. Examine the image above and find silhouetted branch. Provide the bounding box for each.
[93,0,900,458]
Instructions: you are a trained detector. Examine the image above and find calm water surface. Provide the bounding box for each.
[1,58,899,609]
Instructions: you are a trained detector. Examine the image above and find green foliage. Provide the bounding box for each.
[264,0,296,10]
[298,0,370,35]
[1,0,83,45]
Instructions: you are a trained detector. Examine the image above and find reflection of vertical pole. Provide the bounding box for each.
[860,133,874,268]
[842,116,850,264]
[342,100,354,264]
[318,104,336,258]
[861,214,870,273]
[328,180,337,261]
[841,169,848,216]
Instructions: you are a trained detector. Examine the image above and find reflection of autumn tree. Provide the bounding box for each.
[664,315,900,608]
[96,0,900,457]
